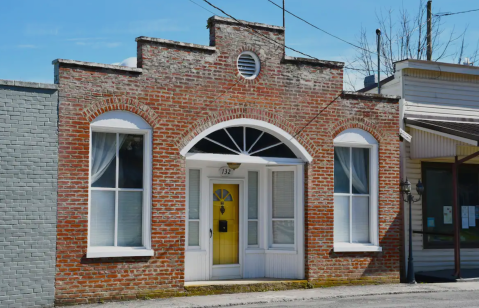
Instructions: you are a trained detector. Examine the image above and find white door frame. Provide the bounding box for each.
[208,177,245,280]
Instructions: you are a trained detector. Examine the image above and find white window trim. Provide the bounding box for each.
[87,112,153,258]
[333,129,380,252]
[268,166,297,250]
[186,168,201,250]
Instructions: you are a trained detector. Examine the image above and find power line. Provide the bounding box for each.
[200,0,374,73]
[434,8,479,17]
[266,0,382,59]
[187,0,220,16]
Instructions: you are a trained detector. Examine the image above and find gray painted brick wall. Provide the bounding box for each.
[0,82,58,308]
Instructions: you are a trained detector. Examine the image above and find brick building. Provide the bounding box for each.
[54,16,401,304]
[0,80,58,308]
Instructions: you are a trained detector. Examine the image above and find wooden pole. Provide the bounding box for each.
[283,0,285,28]
[427,1,432,61]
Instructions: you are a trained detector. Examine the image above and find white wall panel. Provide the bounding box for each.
[185,251,208,281]
[265,253,302,279]
[244,252,265,278]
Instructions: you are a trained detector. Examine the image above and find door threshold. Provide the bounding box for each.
[185,278,306,287]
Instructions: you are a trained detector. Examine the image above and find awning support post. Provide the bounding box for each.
[453,156,460,278]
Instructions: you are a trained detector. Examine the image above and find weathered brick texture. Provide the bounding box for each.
[0,80,58,308]
[55,17,400,304]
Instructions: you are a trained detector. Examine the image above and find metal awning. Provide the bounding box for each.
[405,118,479,146]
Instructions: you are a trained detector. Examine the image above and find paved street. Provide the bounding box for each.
[72,282,479,308]
[245,291,479,307]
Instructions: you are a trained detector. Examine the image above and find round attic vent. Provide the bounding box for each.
[237,51,260,79]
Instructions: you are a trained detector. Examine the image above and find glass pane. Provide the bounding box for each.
[226,127,244,151]
[117,191,143,246]
[245,127,263,151]
[90,190,115,246]
[334,147,350,193]
[273,220,294,244]
[119,134,143,188]
[206,129,238,153]
[250,132,281,153]
[424,166,454,246]
[189,170,200,219]
[352,148,370,194]
[91,132,116,188]
[272,171,295,218]
[334,195,350,243]
[248,171,259,219]
[189,138,237,155]
[352,196,369,243]
[188,221,200,246]
[224,193,233,201]
[248,221,258,245]
[222,189,229,199]
[250,143,297,158]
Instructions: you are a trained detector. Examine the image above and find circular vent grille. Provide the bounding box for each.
[237,52,260,79]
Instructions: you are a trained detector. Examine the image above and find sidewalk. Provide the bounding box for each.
[71,281,479,308]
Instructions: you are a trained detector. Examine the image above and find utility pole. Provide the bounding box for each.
[427,0,432,61]
[283,0,285,28]
[376,29,381,94]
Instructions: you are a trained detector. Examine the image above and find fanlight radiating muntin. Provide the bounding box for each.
[189,126,297,158]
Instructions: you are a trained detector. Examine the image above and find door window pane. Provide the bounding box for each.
[334,196,350,243]
[248,172,258,219]
[248,221,258,246]
[272,171,294,219]
[117,191,143,246]
[119,134,144,188]
[273,220,294,244]
[334,147,350,193]
[352,196,369,243]
[188,170,200,220]
[91,132,116,188]
[188,221,200,246]
[90,191,115,246]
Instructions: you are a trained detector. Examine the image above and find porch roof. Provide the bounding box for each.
[405,118,479,147]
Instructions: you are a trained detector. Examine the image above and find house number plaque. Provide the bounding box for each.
[219,167,234,176]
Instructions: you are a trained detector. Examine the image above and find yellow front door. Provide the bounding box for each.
[213,184,239,265]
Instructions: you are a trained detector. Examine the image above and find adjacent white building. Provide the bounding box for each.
[362,59,479,275]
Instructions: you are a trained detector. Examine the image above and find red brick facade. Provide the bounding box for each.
[55,17,401,304]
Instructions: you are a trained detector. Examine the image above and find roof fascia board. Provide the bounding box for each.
[396,60,479,76]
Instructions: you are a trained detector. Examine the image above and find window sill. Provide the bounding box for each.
[87,247,154,258]
[333,243,382,252]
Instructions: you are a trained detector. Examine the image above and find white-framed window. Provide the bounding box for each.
[87,111,153,258]
[333,129,381,252]
[187,169,201,248]
[247,171,259,247]
[269,167,296,248]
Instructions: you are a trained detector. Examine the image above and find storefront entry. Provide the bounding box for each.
[212,184,240,278]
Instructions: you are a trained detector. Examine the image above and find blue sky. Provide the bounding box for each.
[1,0,478,89]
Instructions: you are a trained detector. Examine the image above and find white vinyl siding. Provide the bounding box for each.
[188,169,201,247]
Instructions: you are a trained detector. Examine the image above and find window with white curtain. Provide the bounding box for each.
[248,171,259,246]
[90,132,145,247]
[188,169,201,247]
[333,129,380,252]
[271,170,295,246]
[87,111,153,258]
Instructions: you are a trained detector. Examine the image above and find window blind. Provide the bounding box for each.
[272,171,294,244]
[248,171,259,246]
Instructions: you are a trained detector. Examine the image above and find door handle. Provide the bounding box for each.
[210,229,212,238]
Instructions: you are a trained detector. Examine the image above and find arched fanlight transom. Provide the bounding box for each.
[188,126,297,158]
